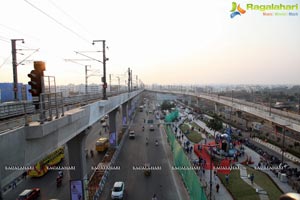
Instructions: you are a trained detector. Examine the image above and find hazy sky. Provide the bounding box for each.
[1,0,300,86]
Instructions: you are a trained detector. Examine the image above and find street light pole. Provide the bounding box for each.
[281,127,286,164]
[269,91,272,116]
[117,76,120,93]
[207,144,216,200]
[11,39,24,101]
[298,92,300,115]
[84,65,91,94]
[130,69,133,91]
[230,90,233,123]
[92,40,108,99]
[210,146,213,200]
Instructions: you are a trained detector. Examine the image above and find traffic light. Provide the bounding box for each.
[103,82,107,89]
[28,69,42,96]
[28,61,45,108]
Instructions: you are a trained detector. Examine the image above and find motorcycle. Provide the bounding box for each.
[56,176,62,187]
[155,140,158,146]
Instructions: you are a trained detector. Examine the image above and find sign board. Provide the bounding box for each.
[70,180,84,200]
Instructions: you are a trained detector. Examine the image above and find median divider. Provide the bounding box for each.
[165,125,207,200]
[92,104,139,200]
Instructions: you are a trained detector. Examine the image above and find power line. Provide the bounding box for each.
[24,0,91,44]
[0,55,11,69]
[0,35,35,50]
[0,35,10,43]
[0,23,40,41]
[0,38,10,44]
[47,0,95,39]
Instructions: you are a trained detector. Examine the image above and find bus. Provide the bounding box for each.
[95,137,109,152]
[28,147,64,177]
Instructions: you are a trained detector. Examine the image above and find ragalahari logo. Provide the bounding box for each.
[230,2,246,18]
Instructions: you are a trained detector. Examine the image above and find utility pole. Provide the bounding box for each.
[117,76,120,93]
[230,89,233,123]
[128,68,131,92]
[136,75,138,89]
[92,40,108,99]
[109,74,112,92]
[269,91,272,116]
[85,65,90,94]
[130,69,133,91]
[102,40,107,99]
[11,39,24,101]
[298,91,300,115]
[64,59,92,95]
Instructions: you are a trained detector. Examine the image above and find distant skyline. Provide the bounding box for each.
[1,0,300,86]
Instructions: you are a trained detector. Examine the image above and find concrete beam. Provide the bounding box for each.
[0,90,143,188]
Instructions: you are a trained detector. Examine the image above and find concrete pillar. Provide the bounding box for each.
[128,99,133,120]
[214,103,218,114]
[67,128,90,180]
[196,97,200,106]
[122,102,128,127]
[109,109,118,148]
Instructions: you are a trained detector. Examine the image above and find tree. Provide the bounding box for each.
[206,114,223,137]
[160,100,175,111]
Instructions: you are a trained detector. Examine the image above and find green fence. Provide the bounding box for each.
[165,125,207,200]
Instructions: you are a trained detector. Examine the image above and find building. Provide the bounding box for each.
[0,83,32,103]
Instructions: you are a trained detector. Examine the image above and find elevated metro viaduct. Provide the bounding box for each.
[0,90,142,194]
[147,89,300,163]
[147,89,300,133]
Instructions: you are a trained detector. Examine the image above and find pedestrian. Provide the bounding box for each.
[214,170,217,182]
[216,183,220,193]
[225,174,229,185]
[12,180,16,189]
[198,144,202,151]
[22,171,27,179]
[250,173,254,184]
[198,157,202,165]
[258,162,261,168]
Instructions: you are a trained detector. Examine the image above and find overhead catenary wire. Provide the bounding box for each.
[0,55,12,69]
[0,23,40,42]
[47,0,95,39]
[24,0,91,45]
[0,38,10,44]
[0,35,10,43]
[17,48,40,66]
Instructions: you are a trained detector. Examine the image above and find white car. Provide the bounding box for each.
[129,130,135,139]
[111,181,125,199]
[150,125,154,131]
